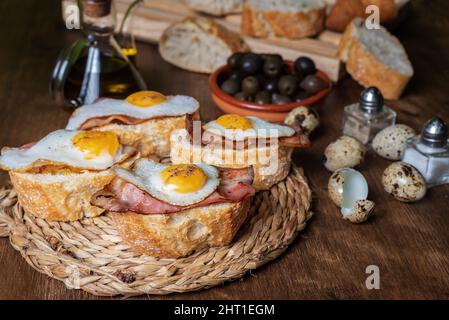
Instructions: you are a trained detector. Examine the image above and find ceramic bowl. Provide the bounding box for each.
[209,60,332,122]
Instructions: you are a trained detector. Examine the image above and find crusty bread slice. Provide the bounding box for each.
[183,0,242,16]
[326,0,397,32]
[170,129,293,191]
[110,199,251,258]
[241,0,325,39]
[9,153,138,222]
[159,17,250,74]
[94,114,197,158]
[337,18,413,99]
[10,170,115,221]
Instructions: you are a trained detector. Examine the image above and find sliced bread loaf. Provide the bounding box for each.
[337,17,413,99]
[183,0,242,16]
[159,17,250,74]
[241,0,326,39]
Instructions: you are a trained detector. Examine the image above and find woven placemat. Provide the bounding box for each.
[0,165,312,297]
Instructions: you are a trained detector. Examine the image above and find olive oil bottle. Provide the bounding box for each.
[51,0,146,108]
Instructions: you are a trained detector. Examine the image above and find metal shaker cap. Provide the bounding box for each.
[420,117,448,148]
[358,87,384,113]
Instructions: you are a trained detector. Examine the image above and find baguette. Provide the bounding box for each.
[110,198,251,258]
[337,18,413,99]
[159,17,250,74]
[241,0,325,39]
[183,0,242,16]
[326,0,397,32]
[170,129,293,190]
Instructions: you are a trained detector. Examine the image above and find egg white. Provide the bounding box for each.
[0,129,124,171]
[66,95,199,130]
[114,159,220,206]
[204,116,295,141]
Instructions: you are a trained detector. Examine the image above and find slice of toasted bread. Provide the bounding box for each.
[170,129,293,190]
[10,170,115,221]
[94,114,196,158]
[8,152,138,222]
[337,18,413,99]
[110,199,251,258]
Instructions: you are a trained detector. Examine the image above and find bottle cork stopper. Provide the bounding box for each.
[82,0,111,18]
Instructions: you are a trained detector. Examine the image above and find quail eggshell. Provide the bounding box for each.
[284,106,319,135]
[382,162,426,202]
[328,170,344,207]
[372,124,416,160]
[344,199,375,224]
[323,136,366,172]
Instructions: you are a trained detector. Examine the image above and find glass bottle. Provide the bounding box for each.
[342,87,396,145]
[50,0,146,109]
[402,117,449,188]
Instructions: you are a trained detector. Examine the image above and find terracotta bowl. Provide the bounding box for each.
[209,60,332,122]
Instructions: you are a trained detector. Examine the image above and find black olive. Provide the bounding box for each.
[227,52,245,69]
[228,69,247,81]
[299,75,328,94]
[263,56,284,77]
[292,90,312,102]
[261,77,279,93]
[241,76,260,95]
[260,53,283,62]
[220,79,240,95]
[294,56,316,76]
[278,74,299,96]
[240,53,263,74]
[234,91,250,101]
[272,93,292,105]
[254,91,271,104]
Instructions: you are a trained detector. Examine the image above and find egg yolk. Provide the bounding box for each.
[72,131,119,160]
[160,164,208,194]
[126,91,167,107]
[215,114,253,130]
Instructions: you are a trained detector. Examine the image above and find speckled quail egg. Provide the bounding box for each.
[372,124,416,160]
[343,200,375,224]
[327,168,374,223]
[382,162,426,202]
[284,106,320,135]
[323,136,365,172]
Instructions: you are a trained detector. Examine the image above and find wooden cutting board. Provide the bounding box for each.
[62,0,343,81]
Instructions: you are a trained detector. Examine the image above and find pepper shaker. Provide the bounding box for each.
[402,117,449,187]
[342,87,396,145]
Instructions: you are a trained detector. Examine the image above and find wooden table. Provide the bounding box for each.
[0,0,448,300]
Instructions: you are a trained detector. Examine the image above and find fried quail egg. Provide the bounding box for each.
[204,114,295,141]
[0,130,127,172]
[372,124,415,160]
[114,159,220,206]
[382,162,426,202]
[66,91,199,130]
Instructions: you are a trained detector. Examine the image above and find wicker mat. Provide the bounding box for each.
[0,165,312,297]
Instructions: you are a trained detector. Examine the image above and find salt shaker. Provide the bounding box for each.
[402,117,449,187]
[342,87,396,145]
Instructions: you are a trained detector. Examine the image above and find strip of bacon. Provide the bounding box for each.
[91,167,255,215]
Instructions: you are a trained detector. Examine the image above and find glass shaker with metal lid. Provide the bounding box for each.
[402,117,449,187]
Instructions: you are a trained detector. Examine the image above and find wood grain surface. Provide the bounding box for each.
[0,0,448,299]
